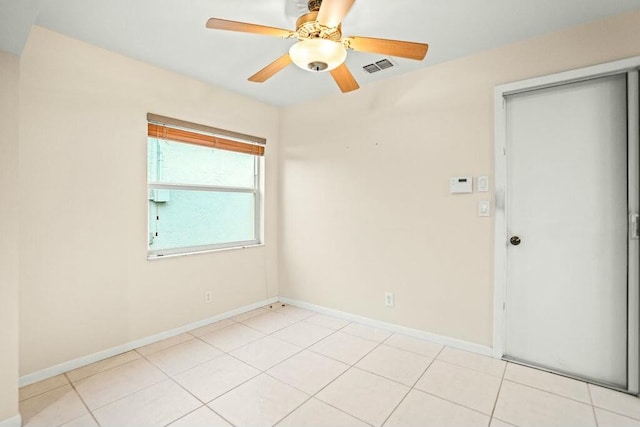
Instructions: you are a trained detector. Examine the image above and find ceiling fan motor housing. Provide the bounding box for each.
[295,12,342,41]
[307,0,322,12]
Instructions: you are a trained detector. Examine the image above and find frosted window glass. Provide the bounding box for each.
[148,138,255,188]
[148,190,255,251]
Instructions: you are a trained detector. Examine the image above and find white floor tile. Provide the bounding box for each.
[415,360,502,415]
[384,333,444,358]
[209,374,308,427]
[20,374,69,401]
[590,384,640,420]
[168,406,232,427]
[504,363,590,403]
[356,344,432,386]
[489,418,517,427]
[231,308,269,323]
[310,332,379,365]
[60,414,99,427]
[341,323,392,343]
[268,350,349,394]
[316,368,409,426]
[146,339,222,375]
[26,307,630,427]
[74,358,167,409]
[437,347,506,377]
[20,384,89,427]
[595,407,640,427]
[304,314,351,330]
[66,351,141,382]
[136,333,194,356]
[385,389,490,427]
[173,354,260,403]
[271,321,335,348]
[240,311,298,334]
[189,319,235,338]
[92,379,200,427]
[199,323,264,352]
[494,380,596,427]
[276,305,316,320]
[230,336,302,371]
[276,398,370,427]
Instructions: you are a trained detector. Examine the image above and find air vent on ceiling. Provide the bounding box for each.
[363,64,381,73]
[362,58,396,74]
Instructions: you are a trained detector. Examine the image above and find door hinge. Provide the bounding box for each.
[631,213,640,240]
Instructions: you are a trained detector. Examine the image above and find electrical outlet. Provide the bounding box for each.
[384,292,394,307]
[204,291,212,304]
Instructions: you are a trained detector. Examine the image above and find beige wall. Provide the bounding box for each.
[278,11,640,346]
[0,51,20,421]
[18,26,279,375]
[15,10,640,378]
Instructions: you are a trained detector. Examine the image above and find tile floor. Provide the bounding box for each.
[19,303,640,427]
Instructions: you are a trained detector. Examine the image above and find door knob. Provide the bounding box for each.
[510,236,521,246]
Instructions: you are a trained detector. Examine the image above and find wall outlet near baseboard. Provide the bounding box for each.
[204,291,212,304]
[384,292,394,307]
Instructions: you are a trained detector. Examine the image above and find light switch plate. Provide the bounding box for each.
[478,176,490,192]
[479,200,490,217]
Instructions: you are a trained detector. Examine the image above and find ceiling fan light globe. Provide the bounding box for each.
[289,38,347,73]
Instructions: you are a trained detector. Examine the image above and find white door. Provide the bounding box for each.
[504,74,631,388]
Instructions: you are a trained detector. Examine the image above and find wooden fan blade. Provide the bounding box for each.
[346,36,429,60]
[206,18,294,38]
[248,53,292,83]
[317,0,355,28]
[330,63,359,93]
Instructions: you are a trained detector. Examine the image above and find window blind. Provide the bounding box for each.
[147,114,265,157]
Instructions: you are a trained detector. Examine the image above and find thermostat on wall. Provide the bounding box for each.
[450,176,473,194]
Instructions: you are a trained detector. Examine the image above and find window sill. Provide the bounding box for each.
[147,243,264,260]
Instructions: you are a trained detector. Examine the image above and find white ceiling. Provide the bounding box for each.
[0,0,46,55]
[3,0,640,106]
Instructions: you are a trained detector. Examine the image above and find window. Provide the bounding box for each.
[146,114,265,257]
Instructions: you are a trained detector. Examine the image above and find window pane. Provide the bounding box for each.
[147,137,256,188]
[148,190,256,252]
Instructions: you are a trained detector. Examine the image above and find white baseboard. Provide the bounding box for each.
[19,297,278,387]
[278,297,494,357]
[0,414,21,427]
[20,294,495,387]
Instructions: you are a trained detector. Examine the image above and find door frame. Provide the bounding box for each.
[493,56,640,392]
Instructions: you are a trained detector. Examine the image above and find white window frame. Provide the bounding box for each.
[146,115,264,258]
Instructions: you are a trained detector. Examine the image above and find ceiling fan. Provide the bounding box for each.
[206,0,429,93]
